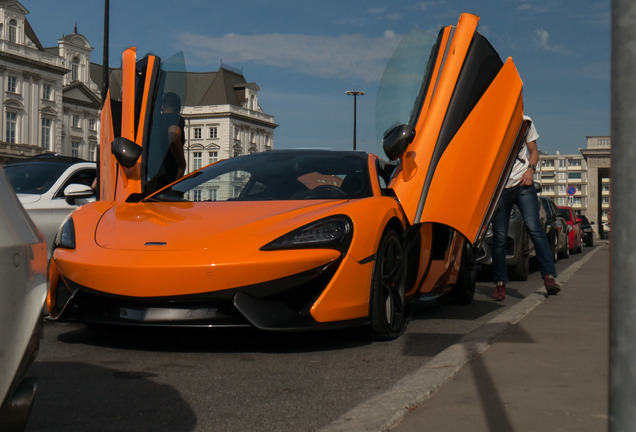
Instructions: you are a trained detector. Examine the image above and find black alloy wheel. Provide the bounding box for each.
[369,228,407,340]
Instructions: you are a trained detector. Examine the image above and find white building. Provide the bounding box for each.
[0,0,277,166]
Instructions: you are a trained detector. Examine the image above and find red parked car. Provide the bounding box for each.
[557,206,583,254]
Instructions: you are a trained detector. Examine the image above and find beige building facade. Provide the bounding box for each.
[535,136,611,238]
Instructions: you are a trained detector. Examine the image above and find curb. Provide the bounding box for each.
[319,244,606,432]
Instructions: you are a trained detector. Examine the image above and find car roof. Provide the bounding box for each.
[5,155,95,166]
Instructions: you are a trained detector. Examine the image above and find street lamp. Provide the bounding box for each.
[345,90,365,150]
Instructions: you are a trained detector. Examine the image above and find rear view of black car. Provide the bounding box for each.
[578,214,595,246]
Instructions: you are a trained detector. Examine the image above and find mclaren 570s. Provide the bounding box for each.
[47,13,528,340]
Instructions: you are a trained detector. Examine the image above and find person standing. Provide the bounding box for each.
[491,115,561,300]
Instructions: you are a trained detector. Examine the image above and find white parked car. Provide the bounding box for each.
[0,166,48,431]
[4,156,96,254]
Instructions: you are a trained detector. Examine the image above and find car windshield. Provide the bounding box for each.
[4,162,68,195]
[557,208,571,221]
[375,28,438,153]
[148,151,372,202]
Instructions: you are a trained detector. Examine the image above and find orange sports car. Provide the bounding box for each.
[47,13,527,339]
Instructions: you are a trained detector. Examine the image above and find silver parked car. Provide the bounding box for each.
[0,166,48,431]
[4,156,96,254]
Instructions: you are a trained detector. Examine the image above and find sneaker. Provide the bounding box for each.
[544,275,561,295]
[493,282,506,301]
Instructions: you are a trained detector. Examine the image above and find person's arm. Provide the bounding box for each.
[520,140,539,186]
[168,125,186,178]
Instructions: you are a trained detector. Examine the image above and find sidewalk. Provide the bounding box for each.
[390,243,609,432]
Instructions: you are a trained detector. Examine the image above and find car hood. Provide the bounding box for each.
[16,194,42,205]
[95,200,347,251]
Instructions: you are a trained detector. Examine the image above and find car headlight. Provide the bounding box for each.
[54,217,76,250]
[261,216,353,253]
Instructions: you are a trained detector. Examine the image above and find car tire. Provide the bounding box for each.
[444,241,476,305]
[368,227,407,340]
[558,235,570,259]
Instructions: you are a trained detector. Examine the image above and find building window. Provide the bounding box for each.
[192,151,202,171]
[192,190,202,202]
[193,127,201,139]
[72,114,80,128]
[568,172,582,180]
[43,84,52,100]
[558,185,566,193]
[89,144,96,161]
[88,118,96,131]
[557,172,567,180]
[573,197,582,205]
[7,76,18,93]
[568,159,582,167]
[71,57,80,81]
[208,188,217,201]
[208,151,218,164]
[8,19,17,43]
[557,197,567,205]
[6,112,17,143]
[71,141,80,158]
[41,118,52,150]
[233,149,241,158]
[543,185,554,193]
[209,127,217,139]
[541,160,554,168]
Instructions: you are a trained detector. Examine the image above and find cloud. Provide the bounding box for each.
[174,31,402,82]
[534,28,571,54]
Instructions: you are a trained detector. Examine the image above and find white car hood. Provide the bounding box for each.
[16,194,42,205]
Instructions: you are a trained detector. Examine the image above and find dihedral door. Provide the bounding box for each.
[383,13,526,246]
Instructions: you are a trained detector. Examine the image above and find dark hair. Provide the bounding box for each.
[162,92,181,111]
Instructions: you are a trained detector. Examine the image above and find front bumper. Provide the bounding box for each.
[48,259,365,331]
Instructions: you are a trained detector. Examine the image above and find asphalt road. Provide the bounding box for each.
[26,245,596,432]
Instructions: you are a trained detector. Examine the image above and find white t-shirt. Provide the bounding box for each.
[505,115,539,189]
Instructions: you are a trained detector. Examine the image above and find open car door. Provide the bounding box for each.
[377,13,527,247]
[99,49,186,203]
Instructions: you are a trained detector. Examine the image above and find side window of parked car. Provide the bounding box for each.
[55,169,96,198]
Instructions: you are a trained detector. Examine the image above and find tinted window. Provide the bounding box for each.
[5,162,68,195]
[150,151,372,202]
[557,208,571,221]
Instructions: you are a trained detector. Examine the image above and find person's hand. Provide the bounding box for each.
[520,168,534,186]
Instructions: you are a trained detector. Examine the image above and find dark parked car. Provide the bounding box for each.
[578,214,595,246]
[477,205,535,281]
[539,197,569,261]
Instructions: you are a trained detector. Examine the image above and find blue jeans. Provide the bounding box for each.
[491,183,557,283]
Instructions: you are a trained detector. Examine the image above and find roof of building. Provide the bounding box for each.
[90,62,253,107]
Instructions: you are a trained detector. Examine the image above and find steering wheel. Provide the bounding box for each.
[307,185,346,198]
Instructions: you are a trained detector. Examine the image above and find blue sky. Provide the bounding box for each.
[24,0,609,156]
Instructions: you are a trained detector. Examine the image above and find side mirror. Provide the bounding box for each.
[590,221,595,225]
[534,182,542,192]
[576,218,582,224]
[383,124,416,160]
[64,183,94,205]
[112,137,142,168]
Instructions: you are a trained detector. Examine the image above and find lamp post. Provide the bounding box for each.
[345,90,365,150]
